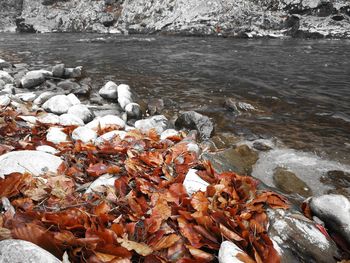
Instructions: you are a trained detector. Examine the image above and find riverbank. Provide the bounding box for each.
[0,0,350,38]
[0,58,349,262]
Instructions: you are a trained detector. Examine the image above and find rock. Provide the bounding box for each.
[225,98,256,114]
[160,129,179,140]
[20,70,51,89]
[320,170,350,188]
[210,133,241,150]
[125,102,142,120]
[18,115,38,125]
[175,111,214,139]
[57,79,81,92]
[147,98,164,115]
[202,145,258,175]
[59,113,84,126]
[68,104,94,123]
[16,92,37,102]
[52,63,65,78]
[0,239,61,263]
[183,169,209,196]
[0,70,14,84]
[64,66,82,78]
[37,113,60,125]
[99,81,118,99]
[0,59,11,69]
[218,241,252,263]
[67,93,81,105]
[72,126,97,143]
[273,167,312,198]
[46,127,68,144]
[42,95,73,115]
[253,139,274,151]
[117,84,133,109]
[36,145,59,155]
[86,174,118,194]
[1,84,15,95]
[0,150,63,178]
[268,208,340,263]
[85,115,126,131]
[33,91,55,105]
[309,194,350,247]
[0,94,11,107]
[135,115,169,134]
[95,130,127,144]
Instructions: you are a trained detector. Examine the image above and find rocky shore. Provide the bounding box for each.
[0,0,350,38]
[0,58,349,262]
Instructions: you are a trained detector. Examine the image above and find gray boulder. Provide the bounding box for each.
[20,70,51,89]
[68,104,94,123]
[64,66,82,78]
[135,115,169,134]
[175,111,214,139]
[0,239,61,263]
[0,95,11,107]
[16,92,37,102]
[33,91,55,105]
[125,102,142,120]
[0,71,14,84]
[99,81,119,99]
[0,150,63,178]
[42,95,73,115]
[57,79,81,91]
[309,194,350,247]
[52,63,65,78]
[117,84,133,109]
[0,59,11,69]
[59,113,84,126]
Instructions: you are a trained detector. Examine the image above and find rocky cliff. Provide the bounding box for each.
[0,0,349,38]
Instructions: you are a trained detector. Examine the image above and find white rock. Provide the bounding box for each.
[64,66,82,78]
[125,102,142,119]
[183,169,209,195]
[18,115,38,124]
[72,126,97,143]
[218,241,248,263]
[99,81,119,99]
[68,104,94,123]
[33,91,55,105]
[16,92,37,102]
[85,174,118,194]
[0,239,61,263]
[46,127,69,144]
[38,113,60,124]
[20,70,50,89]
[36,145,59,155]
[161,129,179,140]
[59,113,84,126]
[0,150,63,178]
[95,130,127,144]
[0,70,14,84]
[135,115,169,134]
[117,84,133,109]
[67,93,81,105]
[42,95,73,115]
[85,115,125,131]
[2,84,15,94]
[0,94,11,106]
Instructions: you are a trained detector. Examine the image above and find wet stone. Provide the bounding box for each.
[175,111,214,139]
[320,170,350,189]
[273,167,313,198]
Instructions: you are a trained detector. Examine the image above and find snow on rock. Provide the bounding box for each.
[0,150,63,178]
[218,241,250,263]
[135,115,169,134]
[42,95,73,115]
[183,169,209,196]
[37,113,60,125]
[72,126,97,143]
[46,127,69,144]
[85,174,118,194]
[59,113,84,126]
[85,115,125,131]
[99,81,119,99]
[309,194,350,246]
[95,130,127,145]
[68,104,94,123]
[0,239,61,263]
[36,145,59,155]
[117,84,133,109]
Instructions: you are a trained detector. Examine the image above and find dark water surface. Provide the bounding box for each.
[1,33,349,164]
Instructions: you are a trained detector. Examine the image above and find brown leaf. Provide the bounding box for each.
[117,237,153,256]
[219,224,244,242]
[150,233,181,251]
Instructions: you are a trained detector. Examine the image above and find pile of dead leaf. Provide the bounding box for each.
[0,107,289,262]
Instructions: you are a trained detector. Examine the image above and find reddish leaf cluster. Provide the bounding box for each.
[0,107,289,262]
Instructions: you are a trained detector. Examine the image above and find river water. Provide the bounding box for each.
[1,33,350,196]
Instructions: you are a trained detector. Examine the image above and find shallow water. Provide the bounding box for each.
[0,33,349,167]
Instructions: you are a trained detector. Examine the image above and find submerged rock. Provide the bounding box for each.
[273,167,313,198]
[175,111,214,139]
[309,194,350,247]
[0,239,61,263]
[0,150,63,178]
